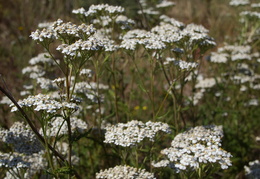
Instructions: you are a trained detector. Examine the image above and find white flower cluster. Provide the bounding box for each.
[91,15,135,30]
[96,165,156,179]
[93,32,119,51]
[217,44,252,61]
[56,38,104,56]
[74,81,108,102]
[0,122,43,154]
[120,29,166,50]
[0,152,30,168]
[115,15,135,30]
[191,89,205,105]
[152,125,232,172]
[38,21,54,28]
[104,120,171,147]
[210,52,228,63]
[22,65,45,79]
[229,0,250,6]
[0,96,12,105]
[120,18,215,51]
[138,8,160,15]
[80,68,93,78]
[240,11,260,20]
[10,94,79,113]
[29,52,55,65]
[159,15,185,28]
[245,99,259,106]
[210,44,260,90]
[165,57,198,70]
[195,77,217,89]
[152,24,183,44]
[53,20,96,38]
[72,4,124,17]
[251,3,260,8]
[244,160,260,179]
[39,117,88,137]
[30,19,96,42]
[2,151,47,178]
[37,77,58,90]
[186,23,209,34]
[30,28,55,42]
[156,0,176,8]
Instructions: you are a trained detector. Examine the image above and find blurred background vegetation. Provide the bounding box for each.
[0,0,243,126]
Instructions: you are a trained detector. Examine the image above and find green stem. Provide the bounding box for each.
[112,54,120,123]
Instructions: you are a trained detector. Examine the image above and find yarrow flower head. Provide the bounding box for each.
[0,152,30,168]
[1,151,47,178]
[31,19,96,44]
[165,58,198,70]
[10,94,79,114]
[73,4,124,18]
[104,120,171,147]
[30,28,55,43]
[56,38,104,57]
[152,125,232,173]
[96,165,156,179]
[0,122,43,154]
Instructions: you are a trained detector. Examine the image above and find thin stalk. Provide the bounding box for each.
[130,55,153,107]
[0,85,66,163]
[42,116,57,178]
[65,115,72,179]
[150,57,156,121]
[91,57,102,130]
[112,54,120,123]
[43,45,66,76]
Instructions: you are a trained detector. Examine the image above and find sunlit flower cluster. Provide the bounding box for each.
[96,165,156,179]
[51,19,96,39]
[31,19,96,43]
[73,4,124,17]
[10,94,79,113]
[104,120,171,147]
[152,125,232,172]
[56,38,104,57]
[165,57,198,70]
[30,28,55,42]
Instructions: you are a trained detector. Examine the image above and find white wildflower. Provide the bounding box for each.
[96,165,156,179]
[104,120,171,147]
[153,125,232,172]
